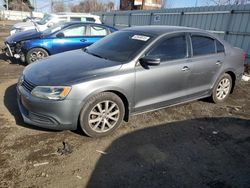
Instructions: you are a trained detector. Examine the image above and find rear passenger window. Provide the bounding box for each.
[147,35,187,62]
[86,17,95,22]
[58,17,67,21]
[216,40,225,53]
[192,36,215,56]
[90,26,108,36]
[62,25,86,37]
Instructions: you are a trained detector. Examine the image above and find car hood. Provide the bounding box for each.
[23,50,122,86]
[13,22,35,29]
[6,29,41,44]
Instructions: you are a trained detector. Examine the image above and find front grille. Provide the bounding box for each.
[21,78,36,92]
[29,112,57,125]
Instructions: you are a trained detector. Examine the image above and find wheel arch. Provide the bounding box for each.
[106,90,130,122]
[225,71,236,93]
[25,47,51,64]
[211,71,235,103]
[77,88,131,126]
[212,69,236,94]
[26,46,51,55]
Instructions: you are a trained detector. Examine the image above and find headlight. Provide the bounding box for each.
[18,75,24,85]
[31,86,71,100]
[15,42,23,53]
[16,42,23,48]
[11,26,16,31]
[10,29,17,35]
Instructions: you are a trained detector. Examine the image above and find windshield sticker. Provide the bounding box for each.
[131,35,150,41]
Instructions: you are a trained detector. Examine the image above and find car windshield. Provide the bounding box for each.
[86,31,154,62]
[42,23,66,35]
[37,14,52,25]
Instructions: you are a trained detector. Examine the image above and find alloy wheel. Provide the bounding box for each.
[216,78,231,100]
[88,100,120,133]
[29,50,47,63]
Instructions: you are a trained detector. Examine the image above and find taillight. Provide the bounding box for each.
[242,52,246,62]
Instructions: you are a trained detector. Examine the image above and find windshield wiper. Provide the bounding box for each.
[83,49,107,60]
[29,18,40,32]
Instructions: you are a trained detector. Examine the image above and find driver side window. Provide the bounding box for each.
[62,25,86,37]
[147,35,187,62]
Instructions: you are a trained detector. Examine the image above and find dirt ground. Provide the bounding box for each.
[0,23,250,188]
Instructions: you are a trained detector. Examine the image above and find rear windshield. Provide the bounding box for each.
[86,31,154,62]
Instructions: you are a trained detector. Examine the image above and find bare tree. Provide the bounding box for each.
[107,2,115,11]
[71,0,115,13]
[206,0,247,5]
[53,2,65,13]
[4,0,33,11]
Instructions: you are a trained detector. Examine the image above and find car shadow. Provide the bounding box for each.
[87,117,250,188]
[4,83,60,132]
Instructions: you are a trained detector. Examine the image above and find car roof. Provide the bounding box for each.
[123,25,209,36]
[60,21,117,30]
[50,13,100,18]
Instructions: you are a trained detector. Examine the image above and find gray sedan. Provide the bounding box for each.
[17,26,245,137]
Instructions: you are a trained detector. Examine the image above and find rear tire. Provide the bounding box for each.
[26,48,49,64]
[211,73,232,103]
[79,92,125,138]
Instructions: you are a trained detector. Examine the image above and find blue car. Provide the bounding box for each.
[5,22,117,64]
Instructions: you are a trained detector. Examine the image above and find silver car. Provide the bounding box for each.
[17,26,245,137]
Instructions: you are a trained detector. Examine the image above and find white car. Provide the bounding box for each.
[10,13,101,35]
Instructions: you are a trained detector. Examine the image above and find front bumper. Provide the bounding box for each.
[4,42,25,62]
[17,84,81,130]
[4,43,13,57]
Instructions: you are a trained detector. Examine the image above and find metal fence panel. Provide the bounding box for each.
[97,5,250,64]
[131,13,151,26]
[0,10,43,20]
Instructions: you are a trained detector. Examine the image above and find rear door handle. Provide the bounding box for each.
[182,66,190,71]
[80,39,86,42]
[216,60,222,66]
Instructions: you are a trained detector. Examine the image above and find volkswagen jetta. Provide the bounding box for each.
[17,26,245,137]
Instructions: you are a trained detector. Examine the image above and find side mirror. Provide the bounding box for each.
[140,56,161,66]
[56,32,65,38]
[82,46,88,51]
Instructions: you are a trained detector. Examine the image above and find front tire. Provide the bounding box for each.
[26,48,49,64]
[79,92,125,138]
[212,73,232,103]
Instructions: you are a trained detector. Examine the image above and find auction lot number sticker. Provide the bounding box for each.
[131,35,150,41]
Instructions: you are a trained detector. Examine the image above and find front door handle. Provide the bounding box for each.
[216,60,222,66]
[80,39,86,42]
[182,66,190,71]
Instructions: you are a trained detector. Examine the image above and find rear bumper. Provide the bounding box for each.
[235,67,245,82]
